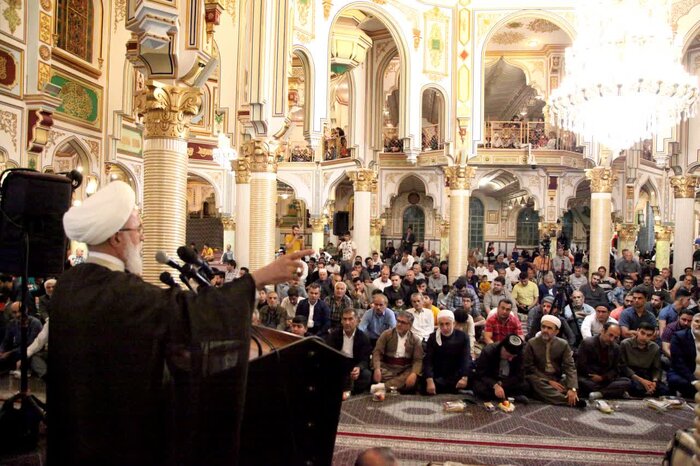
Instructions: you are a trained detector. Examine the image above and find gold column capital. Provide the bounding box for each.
[585,167,617,193]
[311,217,326,232]
[242,139,277,173]
[221,215,236,231]
[616,223,639,241]
[670,175,700,199]
[654,224,674,241]
[444,165,476,191]
[322,0,332,19]
[538,222,559,236]
[235,158,251,184]
[370,218,384,236]
[348,168,377,192]
[439,219,450,236]
[136,82,202,139]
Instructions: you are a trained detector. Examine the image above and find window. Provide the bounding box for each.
[56,0,94,62]
[403,206,425,242]
[516,207,540,246]
[469,198,484,250]
[421,88,445,151]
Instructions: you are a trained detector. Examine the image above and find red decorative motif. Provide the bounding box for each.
[0,49,17,87]
[459,50,469,61]
[188,142,216,161]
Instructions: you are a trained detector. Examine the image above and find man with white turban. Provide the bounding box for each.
[422,309,472,395]
[50,180,311,466]
[524,315,585,408]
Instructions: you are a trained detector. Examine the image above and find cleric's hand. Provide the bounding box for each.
[251,249,314,288]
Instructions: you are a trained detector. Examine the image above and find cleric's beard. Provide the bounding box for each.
[124,239,143,276]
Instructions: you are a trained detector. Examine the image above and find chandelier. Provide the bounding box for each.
[548,0,699,159]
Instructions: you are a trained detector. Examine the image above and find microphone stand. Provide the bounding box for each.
[179,273,196,293]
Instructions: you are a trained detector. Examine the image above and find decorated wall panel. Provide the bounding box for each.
[117,125,143,157]
[0,0,25,42]
[51,70,103,129]
[0,41,22,98]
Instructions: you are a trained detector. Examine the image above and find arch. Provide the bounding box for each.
[420,85,447,151]
[330,2,411,137]
[187,169,222,209]
[276,171,313,208]
[469,197,484,250]
[516,206,540,247]
[49,136,95,176]
[402,205,425,242]
[637,177,659,206]
[473,10,575,143]
[679,4,700,54]
[292,46,315,140]
[383,171,440,213]
[376,49,400,152]
[108,161,139,194]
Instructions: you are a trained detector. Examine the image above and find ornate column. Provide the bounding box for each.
[234,159,251,268]
[348,169,376,258]
[670,175,699,272]
[616,223,639,256]
[245,140,277,271]
[539,222,559,256]
[439,219,450,263]
[586,167,617,277]
[221,215,236,260]
[136,82,202,284]
[444,165,475,284]
[370,219,383,255]
[654,224,674,270]
[311,216,326,253]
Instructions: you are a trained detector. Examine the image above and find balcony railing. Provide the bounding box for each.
[421,124,445,151]
[481,121,583,153]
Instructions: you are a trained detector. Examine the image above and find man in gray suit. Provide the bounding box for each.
[524,315,586,408]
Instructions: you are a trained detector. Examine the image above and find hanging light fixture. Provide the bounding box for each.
[548,0,699,161]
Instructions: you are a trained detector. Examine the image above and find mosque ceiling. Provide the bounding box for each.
[486,18,570,52]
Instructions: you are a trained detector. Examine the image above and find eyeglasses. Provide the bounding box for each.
[119,226,143,233]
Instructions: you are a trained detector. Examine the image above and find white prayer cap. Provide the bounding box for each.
[63,181,136,245]
[541,314,561,329]
[437,309,455,322]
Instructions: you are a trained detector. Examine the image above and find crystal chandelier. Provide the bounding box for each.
[548,0,699,159]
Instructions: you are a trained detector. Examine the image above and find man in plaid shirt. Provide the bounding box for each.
[445,278,480,313]
[483,299,523,344]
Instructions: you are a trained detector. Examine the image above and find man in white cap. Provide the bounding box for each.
[50,180,311,466]
[523,314,585,407]
[422,309,472,395]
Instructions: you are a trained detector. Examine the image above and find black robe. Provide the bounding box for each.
[49,262,255,466]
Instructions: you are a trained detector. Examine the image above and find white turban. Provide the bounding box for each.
[541,314,561,329]
[63,181,136,245]
[437,309,455,322]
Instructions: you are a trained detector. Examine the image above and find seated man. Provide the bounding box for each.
[406,293,436,343]
[524,315,585,407]
[658,289,691,335]
[289,315,310,337]
[325,308,372,398]
[619,287,658,339]
[359,293,396,348]
[511,272,539,314]
[668,313,700,399]
[581,304,618,339]
[661,309,695,361]
[0,302,43,372]
[295,283,330,335]
[484,299,523,344]
[576,323,630,399]
[422,310,471,395]
[526,296,576,347]
[258,291,283,329]
[372,310,423,393]
[563,290,595,327]
[620,322,668,397]
[278,287,302,331]
[473,334,529,402]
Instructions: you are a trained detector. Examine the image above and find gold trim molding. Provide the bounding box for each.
[617,223,639,241]
[347,168,377,192]
[311,217,325,232]
[370,218,383,236]
[234,158,251,183]
[670,175,699,199]
[654,224,673,242]
[585,167,617,193]
[136,82,202,140]
[221,215,236,231]
[242,139,277,173]
[444,165,475,191]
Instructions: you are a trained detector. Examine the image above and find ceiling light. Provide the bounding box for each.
[528,40,538,47]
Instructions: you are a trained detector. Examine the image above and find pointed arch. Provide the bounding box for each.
[292,46,315,140]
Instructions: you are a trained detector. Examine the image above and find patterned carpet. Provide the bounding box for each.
[333,394,694,465]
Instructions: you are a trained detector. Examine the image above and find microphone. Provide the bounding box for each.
[177,246,215,279]
[155,251,210,288]
[159,271,178,289]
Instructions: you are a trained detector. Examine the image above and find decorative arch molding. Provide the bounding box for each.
[109,159,140,193]
[677,3,700,54]
[384,192,438,239]
[559,174,589,211]
[322,168,351,206]
[379,170,442,213]
[187,168,223,209]
[276,170,314,209]
[472,9,576,143]
[47,135,98,177]
[419,83,451,144]
[329,2,412,138]
[473,167,541,211]
[292,46,316,140]
[636,175,660,207]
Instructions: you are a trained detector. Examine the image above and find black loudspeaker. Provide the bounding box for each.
[333,211,349,236]
[0,169,73,275]
[239,327,347,466]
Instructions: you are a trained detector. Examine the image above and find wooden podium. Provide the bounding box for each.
[239,326,348,466]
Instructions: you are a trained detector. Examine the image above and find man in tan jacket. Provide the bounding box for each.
[372,310,424,393]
